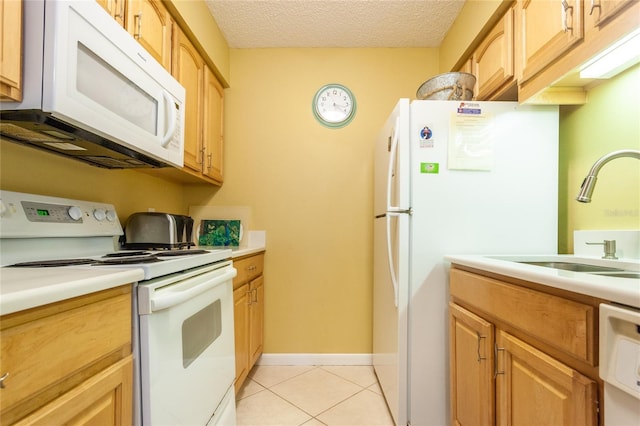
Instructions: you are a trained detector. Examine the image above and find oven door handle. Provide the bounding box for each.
[149,267,237,312]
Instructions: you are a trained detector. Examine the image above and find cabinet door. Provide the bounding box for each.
[173,26,204,173]
[496,331,597,426]
[449,303,495,426]
[0,0,22,101]
[472,7,514,100]
[127,0,172,70]
[203,65,224,183]
[14,356,133,426]
[517,0,583,83]
[95,0,125,27]
[249,275,264,367]
[585,0,636,27]
[234,284,250,393]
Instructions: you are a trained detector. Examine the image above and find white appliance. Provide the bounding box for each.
[373,99,559,425]
[599,303,640,425]
[0,0,185,169]
[0,191,237,425]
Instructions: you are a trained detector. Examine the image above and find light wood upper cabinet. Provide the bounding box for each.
[95,0,125,27]
[173,26,204,173]
[203,65,225,182]
[0,0,22,102]
[126,0,172,70]
[585,0,636,28]
[516,0,584,84]
[170,26,225,185]
[472,7,515,100]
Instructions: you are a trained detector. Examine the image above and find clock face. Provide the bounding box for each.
[312,84,356,128]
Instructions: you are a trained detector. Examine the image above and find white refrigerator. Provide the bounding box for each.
[373,99,559,426]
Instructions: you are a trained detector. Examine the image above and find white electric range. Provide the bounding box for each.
[0,190,237,426]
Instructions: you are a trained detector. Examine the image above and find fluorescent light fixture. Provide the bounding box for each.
[580,29,640,79]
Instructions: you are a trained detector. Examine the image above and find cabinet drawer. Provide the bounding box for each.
[233,253,264,288]
[0,286,132,417]
[450,269,595,365]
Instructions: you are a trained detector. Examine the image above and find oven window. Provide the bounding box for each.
[182,299,222,368]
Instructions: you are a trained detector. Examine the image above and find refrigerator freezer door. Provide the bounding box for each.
[373,99,411,426]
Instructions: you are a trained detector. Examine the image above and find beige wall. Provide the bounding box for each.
[184,48,439,353]
[0,142,186,223]
[558,64,640,253]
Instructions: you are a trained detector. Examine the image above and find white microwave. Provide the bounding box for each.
[0,0,185,169]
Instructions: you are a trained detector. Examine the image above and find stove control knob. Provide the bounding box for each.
[93,208,107,221]
[0,200,7,217]
[105,210,117,222]
[68,206,83,221]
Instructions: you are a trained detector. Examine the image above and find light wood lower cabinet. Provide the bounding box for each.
[0,285,133,425]
[449,267,600,426]
[233,252,265,393]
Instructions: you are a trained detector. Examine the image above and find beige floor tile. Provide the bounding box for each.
[270,368,362,417]
[321,366,378,388]
[301,419,327,426]
[236,378,265,400]
[316,389,395,426]
[250,365,316,388]
[367,381,383,395]
[236,389,312,426]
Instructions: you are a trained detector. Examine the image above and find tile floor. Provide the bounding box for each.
[235,365,395,426]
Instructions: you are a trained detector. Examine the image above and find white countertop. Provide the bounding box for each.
[0,267,144,315]
[445,254,640,308]
[199,229,266,259]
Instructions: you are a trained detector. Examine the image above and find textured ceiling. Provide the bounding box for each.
[204,0,466,48]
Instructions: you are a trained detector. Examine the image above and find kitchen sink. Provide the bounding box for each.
[517,261,625,273]
[589,272,640,279]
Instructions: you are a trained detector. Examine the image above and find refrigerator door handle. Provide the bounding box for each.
[386,117,402,213]
[386,213,399,308]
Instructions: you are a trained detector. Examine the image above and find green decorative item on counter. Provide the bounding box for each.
[199,220,242,246]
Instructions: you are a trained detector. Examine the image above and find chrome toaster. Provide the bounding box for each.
[122,212,195,250]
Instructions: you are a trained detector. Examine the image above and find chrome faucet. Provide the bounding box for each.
[576,149,640,202]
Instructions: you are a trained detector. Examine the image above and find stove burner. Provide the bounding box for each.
[94,255,162,265]
[102,251,151,258]
[10,259,96,267]
[155,250,209,257]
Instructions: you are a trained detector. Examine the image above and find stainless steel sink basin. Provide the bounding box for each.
[518,261,625,273]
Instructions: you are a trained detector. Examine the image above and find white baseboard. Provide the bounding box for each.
[256,353,373,366]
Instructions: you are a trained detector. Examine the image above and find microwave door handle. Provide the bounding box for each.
[161,90,177,148]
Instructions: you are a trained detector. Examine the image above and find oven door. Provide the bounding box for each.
[138,262,237,425]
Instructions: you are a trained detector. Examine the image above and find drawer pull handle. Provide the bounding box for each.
[0,372,9,389]
[494,344,505,378]
[589,0,601,16]
[476,332,487,362]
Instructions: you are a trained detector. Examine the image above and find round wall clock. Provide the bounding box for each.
[312,83,356,128]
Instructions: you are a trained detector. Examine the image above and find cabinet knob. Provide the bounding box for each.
[0,372,9,389]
